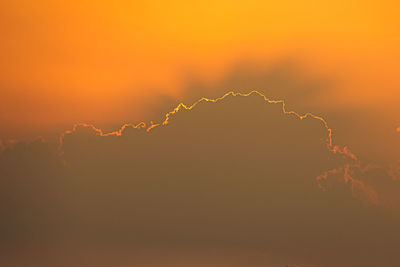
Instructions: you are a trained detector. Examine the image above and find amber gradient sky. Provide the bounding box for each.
[0,0,399,140]
[1,3,400,265]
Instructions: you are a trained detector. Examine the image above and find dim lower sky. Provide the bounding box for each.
[0,0,399,142]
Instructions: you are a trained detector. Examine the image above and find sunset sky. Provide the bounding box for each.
[0,1,400,266]
[1,0,399,137]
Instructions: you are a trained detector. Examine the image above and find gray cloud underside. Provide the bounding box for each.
[0,91,399,266]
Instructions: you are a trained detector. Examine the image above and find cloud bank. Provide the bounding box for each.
[0,91,399,266]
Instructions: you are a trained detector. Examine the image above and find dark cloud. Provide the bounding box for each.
[147,59,400,164]
[148,59,331,122]
[0,92,399,266]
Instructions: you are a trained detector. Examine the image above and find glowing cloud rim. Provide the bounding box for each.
[59,91,359,160]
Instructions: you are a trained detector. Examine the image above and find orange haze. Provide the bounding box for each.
[0,0,399,139]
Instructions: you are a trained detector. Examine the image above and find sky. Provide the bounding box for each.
[0,1,400,266]
[0,1,399,137]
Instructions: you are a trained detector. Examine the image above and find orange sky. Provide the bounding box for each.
[0,0,399,139]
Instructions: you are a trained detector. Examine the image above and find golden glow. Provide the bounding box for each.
[61,91,359,163]
[1,0,399,138]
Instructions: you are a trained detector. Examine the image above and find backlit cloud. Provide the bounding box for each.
[0,91,399,266]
